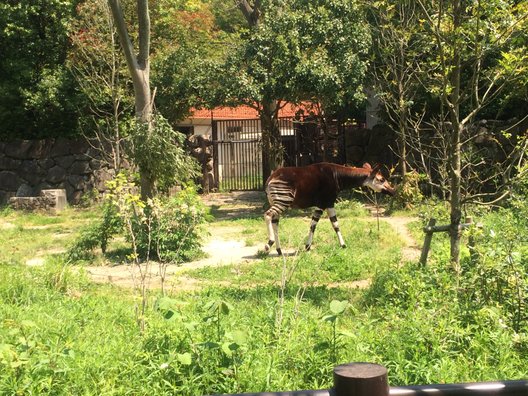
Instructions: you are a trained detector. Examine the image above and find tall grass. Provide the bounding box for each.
[0,199,527,395]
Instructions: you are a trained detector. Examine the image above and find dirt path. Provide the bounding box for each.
[18,192,421,289]
[85,230,260,288]
[381,216,421,263]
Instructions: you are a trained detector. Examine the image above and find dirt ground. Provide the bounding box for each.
[83,192,421,289]
[20,191,421,290]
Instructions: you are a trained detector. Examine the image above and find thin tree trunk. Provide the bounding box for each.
[261,100,282,179]
[448,0,463,268]
[108,0,154,199]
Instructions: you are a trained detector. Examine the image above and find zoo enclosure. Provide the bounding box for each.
[211,118,361,191]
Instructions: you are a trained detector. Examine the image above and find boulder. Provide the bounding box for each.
[4,140,33,159]
[16,183,34,197]
[0,171,21,190]
[54,155,76,169]
[0,156,21,170]
[47,165,67,184]
[70,160,91,175]
[28,140,52,159]
[50,138,71,157]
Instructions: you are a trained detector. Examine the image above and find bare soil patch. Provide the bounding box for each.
[381,216,421,263]
[17,192,421,289]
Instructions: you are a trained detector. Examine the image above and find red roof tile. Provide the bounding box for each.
[190,103,313,120]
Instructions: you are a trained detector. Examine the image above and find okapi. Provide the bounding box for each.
[264,162,396,255]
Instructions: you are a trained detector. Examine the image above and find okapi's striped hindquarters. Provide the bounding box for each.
[264,162,395,255]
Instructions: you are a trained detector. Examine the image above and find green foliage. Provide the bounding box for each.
[67,173,207,264]
[390,171,426,211]
[364,257,527,384]
[66,198,122,262]
[206,0,370,117]
[0,0,82,139]
[459,168,528,332]
[2,195,528,394]
[125,114,200,193]
[322,300,350,364]
[151,0,243,122]
[133,187,208,263]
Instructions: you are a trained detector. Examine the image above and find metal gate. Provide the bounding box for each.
[212,119,263,191]
[212,118,296,191]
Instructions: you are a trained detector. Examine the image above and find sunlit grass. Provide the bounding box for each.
[2,197,525,394]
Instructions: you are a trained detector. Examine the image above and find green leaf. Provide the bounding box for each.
[226,330,247,345]
[323,314,337,323]
[330,300,348,315]
[177,352,192,366]
[21,320,37,328]
[199,341,220,350]
[338,330,356,338]
[222,342,239,357]
[219,300,233,315]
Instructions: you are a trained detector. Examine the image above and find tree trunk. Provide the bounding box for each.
[108,0,154,199]
[447,0,463,268]
[397,43,408,177]
[261,100,282,180]
[448,122,462,269]
[398,105,408,177]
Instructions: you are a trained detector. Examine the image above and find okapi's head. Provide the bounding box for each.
[362,163,395,196]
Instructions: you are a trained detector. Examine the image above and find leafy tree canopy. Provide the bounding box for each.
[0,0,83,140]
[192,0,370,119]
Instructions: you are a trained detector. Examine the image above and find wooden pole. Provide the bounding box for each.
[420,218,437,266]
[333,362,388,396]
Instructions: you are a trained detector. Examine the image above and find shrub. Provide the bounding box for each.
[125,114,200,194]
[133,188,207,263]
[66,198,122,262]
[390,171,425,210]
[66,173,207,264]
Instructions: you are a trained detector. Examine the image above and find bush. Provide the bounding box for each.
[390,171,425,211]
[66,173,207,264]
[66,200,122,262]
[133,188,207,263]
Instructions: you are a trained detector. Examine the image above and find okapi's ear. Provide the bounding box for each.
[369,163,382,176]
[362,162,372,170]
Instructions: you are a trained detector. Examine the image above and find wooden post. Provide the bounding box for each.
[419,218,436,266]
[333,362,388,396]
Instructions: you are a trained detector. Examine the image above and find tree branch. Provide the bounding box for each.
[108,0,137,73]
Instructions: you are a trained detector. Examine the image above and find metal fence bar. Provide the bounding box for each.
[212,381,528,396]
[211,391,332,396]
[390,380,528,395]
[209,362,528,396]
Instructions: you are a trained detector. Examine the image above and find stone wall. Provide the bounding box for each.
[0,138,116,205]
[344,125,397,167]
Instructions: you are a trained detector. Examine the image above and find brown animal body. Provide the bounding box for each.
[264,162,395,255]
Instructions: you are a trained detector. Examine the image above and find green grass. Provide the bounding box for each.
[0,198,527,395]
[0,208,95,265]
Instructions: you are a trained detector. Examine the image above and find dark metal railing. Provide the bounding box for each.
[210,362,528,396]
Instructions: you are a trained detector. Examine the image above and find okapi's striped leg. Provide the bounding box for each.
[305,208,323,251]
[264,179,294,255]
[271,217,282,256]
[264,210,283,255]
[264,211,275,252]
[327,207,346,248]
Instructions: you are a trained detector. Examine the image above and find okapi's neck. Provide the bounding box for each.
[332,165,369,191]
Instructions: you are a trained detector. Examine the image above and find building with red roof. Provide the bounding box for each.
[177,103,314,136]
